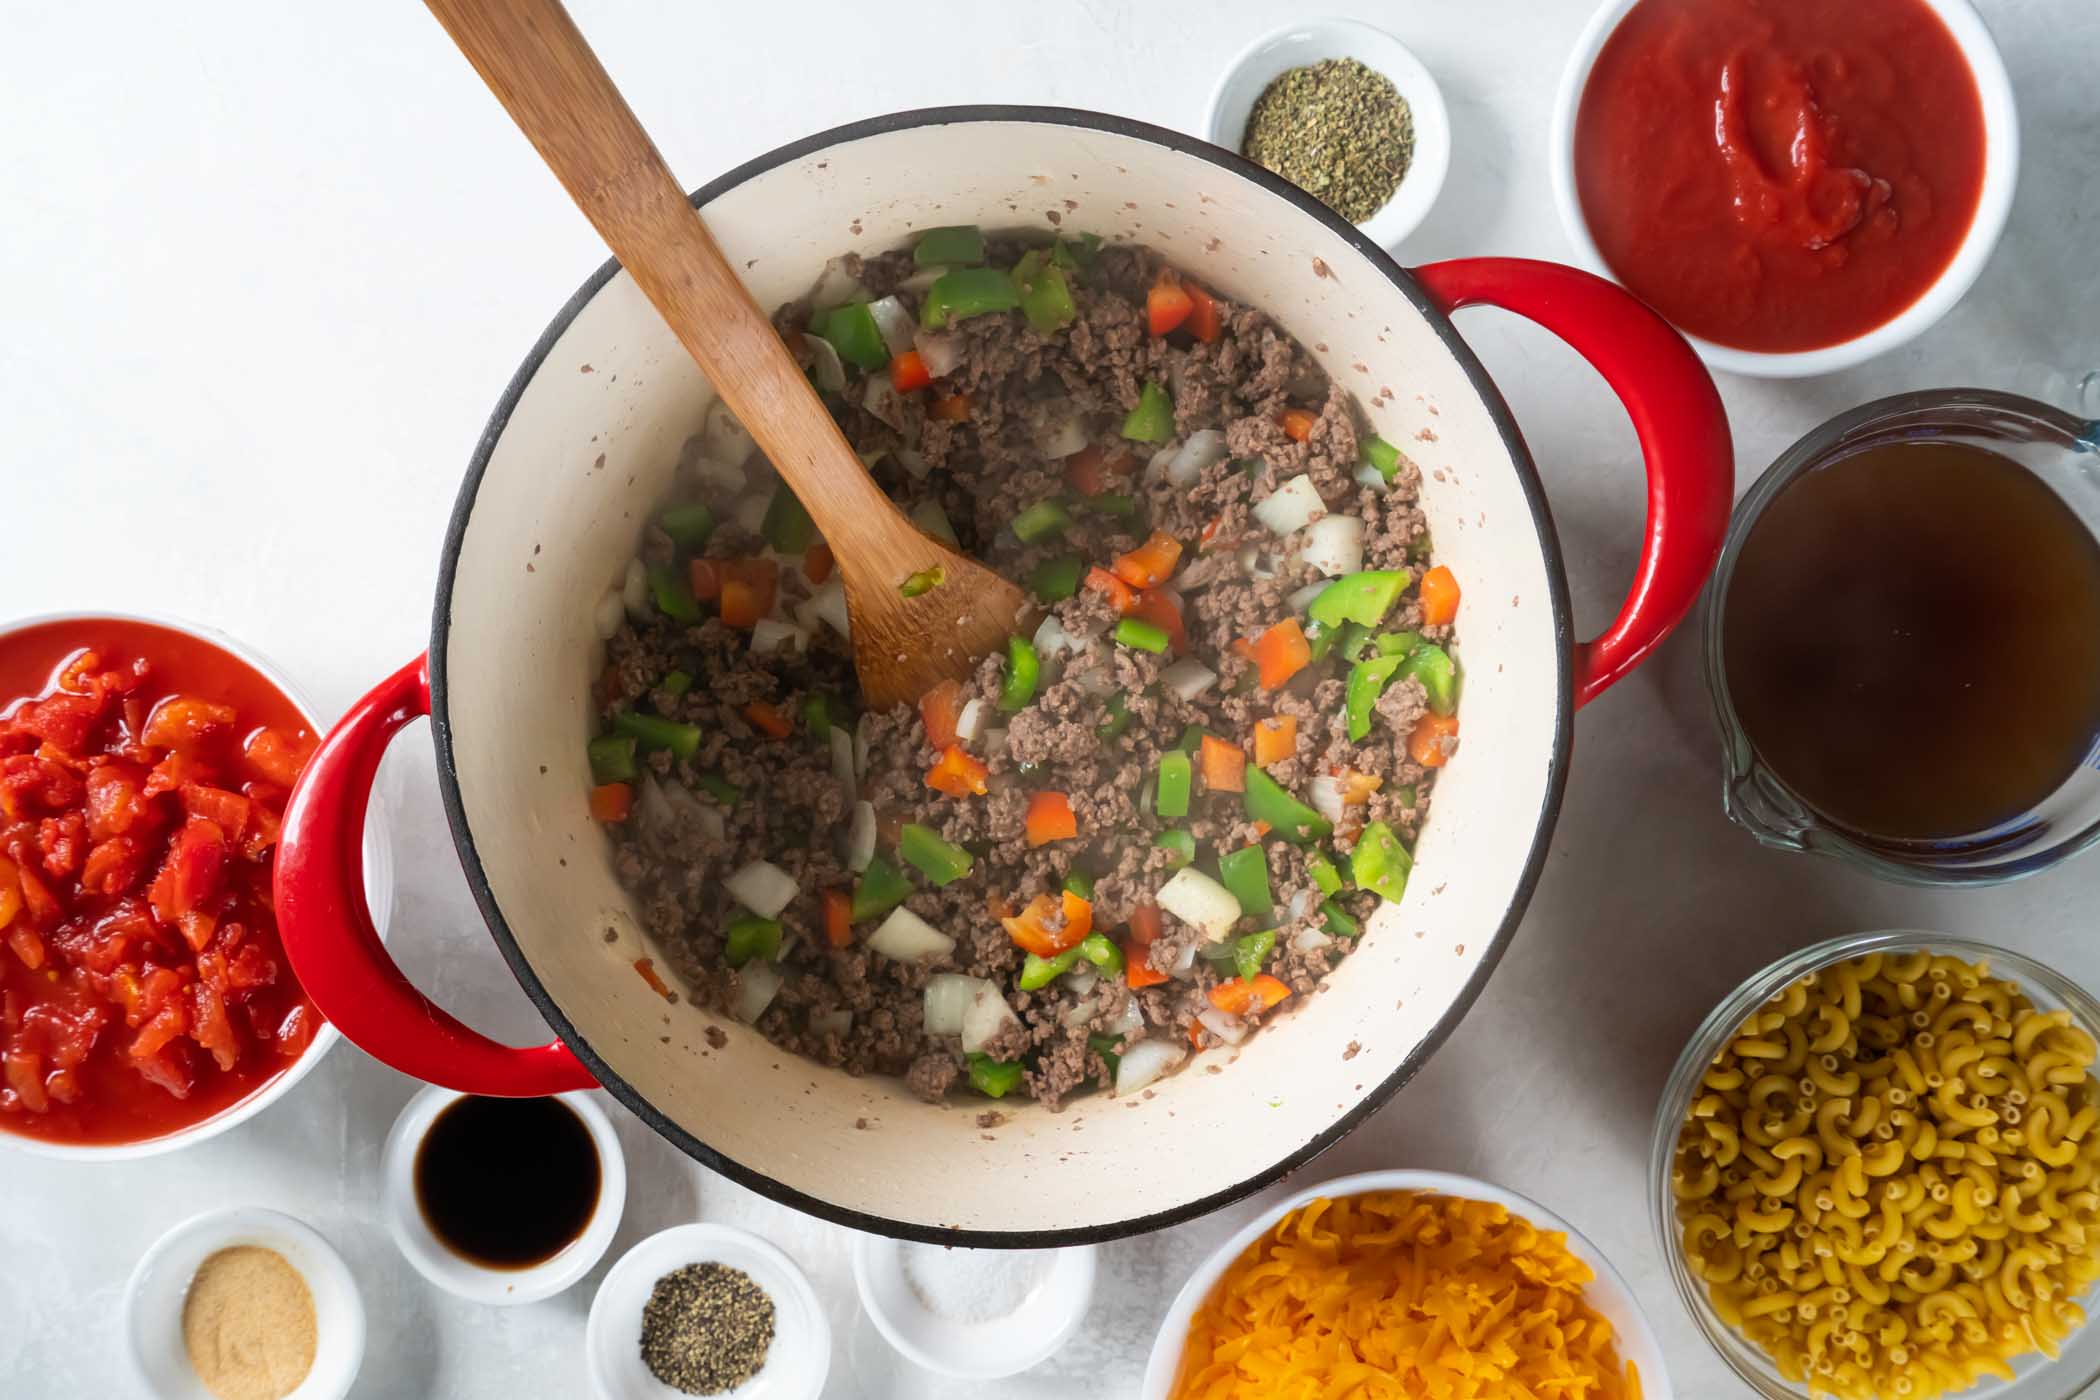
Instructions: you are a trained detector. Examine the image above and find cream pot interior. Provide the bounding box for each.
[431,109,1570,1241]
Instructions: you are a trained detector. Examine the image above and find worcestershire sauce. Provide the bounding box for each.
[414,1095,600,1268]
[1723,440,2100,842]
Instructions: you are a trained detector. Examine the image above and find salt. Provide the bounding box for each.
[899,1243,1051,1323]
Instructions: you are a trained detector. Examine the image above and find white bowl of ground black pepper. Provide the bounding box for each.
[585,1223,830,1400]
[1206,17,1451,250]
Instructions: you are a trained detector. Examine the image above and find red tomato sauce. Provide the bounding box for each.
[1573,0,1987,353]
[0,619,320,1146]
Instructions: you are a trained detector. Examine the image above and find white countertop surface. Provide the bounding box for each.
[4,2,2097,1396]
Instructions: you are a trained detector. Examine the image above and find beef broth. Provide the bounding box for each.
[1722,440,2100,842]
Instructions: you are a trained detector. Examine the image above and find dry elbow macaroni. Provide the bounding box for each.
[1674,951,2100,1398]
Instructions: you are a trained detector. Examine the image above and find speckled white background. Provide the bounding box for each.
[3,2,2098,1396]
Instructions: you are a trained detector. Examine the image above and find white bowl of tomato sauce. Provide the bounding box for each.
[0,612,392,1160]
[1549,0,2018,378]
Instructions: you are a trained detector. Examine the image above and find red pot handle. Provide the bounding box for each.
[1410,258,1733,707]
[275,654,597,1096]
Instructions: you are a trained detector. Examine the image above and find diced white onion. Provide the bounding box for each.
[800,333,846,393]
[735,962,782,1023]
[1198,1007,1249,1046]
[1160,657,1218,701]
[982,727,1009,762]
[1036,414,1088,460]
[1061,994,1102,1028]
[1291,926,1334,954]
[1115,1038,1185,1095]
[703,398,756,466]
[686,452,745,496]
[1298,515,1365,577]
[913,330,963,378]
[829,726,857,803]
[862,372,905,431]
[1145,441,1182,481]
[733,493,770,536]
[691,799,726,844]
[908,498,958,547]
[810,257,865,310]
[1168,941,1200,980]
[899,266,945,294]
[1032,613,1073,659]
[845,800,876,872]
[749,618,807,655]
[633,774,675,838]
[724,860,797,918]
[1065,962,1099,998]
[960,982,1021,1055]
[801,576,849,640]
[810,1009,852,1038]
[955,698,988,746]
[1157,868,1242,942]
[1237,544,1277,581]
[867,295,916,357]
[622,557,649,618]
[1309,775,1346,825]
[1287,581,1328,613]
[1067,662,1115,697]
[594,590,625,641]
[1287,889,1315,923]
[1111,995,1146,1036]
[1167,428,1227,487]
[1254,474,1325,535]
[868,907,955,963]
[852,714,872,780]
[894,447,931,480]
[923,973,982,1035]
[1356,463,1391,490]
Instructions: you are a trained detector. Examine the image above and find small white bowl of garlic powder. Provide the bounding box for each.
[852,1234,1096,1379]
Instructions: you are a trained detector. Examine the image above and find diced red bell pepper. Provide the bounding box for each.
[1064,444,1137,496]
[1419,565,1461,626]
[689,558,724,601]
[632,957,673,1000]
[803,541,835,585]
[743,702,793,740]
[1209,973,1292,1016]
[925,744,990,799]
[1185,281,1222,343]
[1112,531,1184,590]
[1083,566,1137,614]
[1278,407,1318,442]
[1250,618,1312,689]
[822,889,853,949]
[918,679,964,749]
[1023,791,1077,847]
[930,392,972,422]
[889,349,932,393]
[1003,890,1093,958]
[587,782,632,823]
[1147,271,1194,337]
[1200,735,1246,794]
[1128,589,1188,657]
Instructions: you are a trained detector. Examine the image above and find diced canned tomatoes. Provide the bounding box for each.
[0,620,321,1145]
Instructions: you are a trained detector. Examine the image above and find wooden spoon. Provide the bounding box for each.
[425,0,1031,708]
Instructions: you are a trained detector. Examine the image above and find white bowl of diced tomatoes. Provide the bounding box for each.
[0,611,392,1159]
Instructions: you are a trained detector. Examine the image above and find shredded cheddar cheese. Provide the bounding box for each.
[1171,1191,1642,1400]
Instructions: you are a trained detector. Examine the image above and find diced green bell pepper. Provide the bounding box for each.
[1345,654,1405,743]
[587,734,638,785]
[1335,621,1374,664]
[1095,694,1132,741]
[1013,251,1076,334]
[801,693,837,737]
[1121,380,1174,443]
[648,563,701,624]
[660,670,693,697]
[920,267,1019,328]
[899,566,944,598]
[1155,828,1195,869]
[612,710,703,762]
[1080,492,1139,519]
[966,1052,1024,1098]
[999,635,1039,712]
[1307,570,1412,629]
[1011,499,1071,544]
[1176,723,1215,754]
[724,914,783,968]
[1233,928,1276,983]
[899,823,973,886]
[761,483,817,554]
[1306,619,1338,663]
[1114,617,1169,653]
[697,772,740,806]
[852,855,914,922]
[1029,553,1084,603]
[1219,846,1274,919]
[1088,1032,1123,1075]
[1019,947,1081,991]
[1078,932,1123,976]
[1351,821,1413,904]
[1050,233,1101,274]
[1322,900,1362,938]
[1361,435,1402,481]
[1374,631,1421,658]
[819,300,889,373]
[1397,643,1458,717]
[1063,868,1095,900]
[1243,767,1333,845]
[659,502,716,550]
[1154,750,1192,820]
[1307,852,1345,897]
[913,225,985,267]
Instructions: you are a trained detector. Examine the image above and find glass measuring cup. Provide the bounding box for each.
[1705,388,2100,885]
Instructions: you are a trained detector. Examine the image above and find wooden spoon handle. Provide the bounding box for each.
[424,0,896,545]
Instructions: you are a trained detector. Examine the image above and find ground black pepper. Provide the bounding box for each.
[1242,57,1415,223]
[638,1262,776,1395]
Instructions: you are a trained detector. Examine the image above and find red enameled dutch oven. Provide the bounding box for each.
[276,108,1731,1245]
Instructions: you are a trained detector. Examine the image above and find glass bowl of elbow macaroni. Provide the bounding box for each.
[1653,932,2100,1399]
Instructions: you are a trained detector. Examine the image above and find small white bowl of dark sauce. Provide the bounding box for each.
[380,1085,626,1305]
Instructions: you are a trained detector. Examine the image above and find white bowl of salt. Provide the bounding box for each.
[851,1234,1097,1379]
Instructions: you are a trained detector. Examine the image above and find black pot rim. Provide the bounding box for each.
[427,103,1576,1248]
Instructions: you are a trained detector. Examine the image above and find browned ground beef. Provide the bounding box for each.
[600,236,1453,1109]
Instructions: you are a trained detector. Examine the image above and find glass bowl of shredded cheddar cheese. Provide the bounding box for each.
[1654,932,2100,1399]
[1141,1168,1669,1399]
